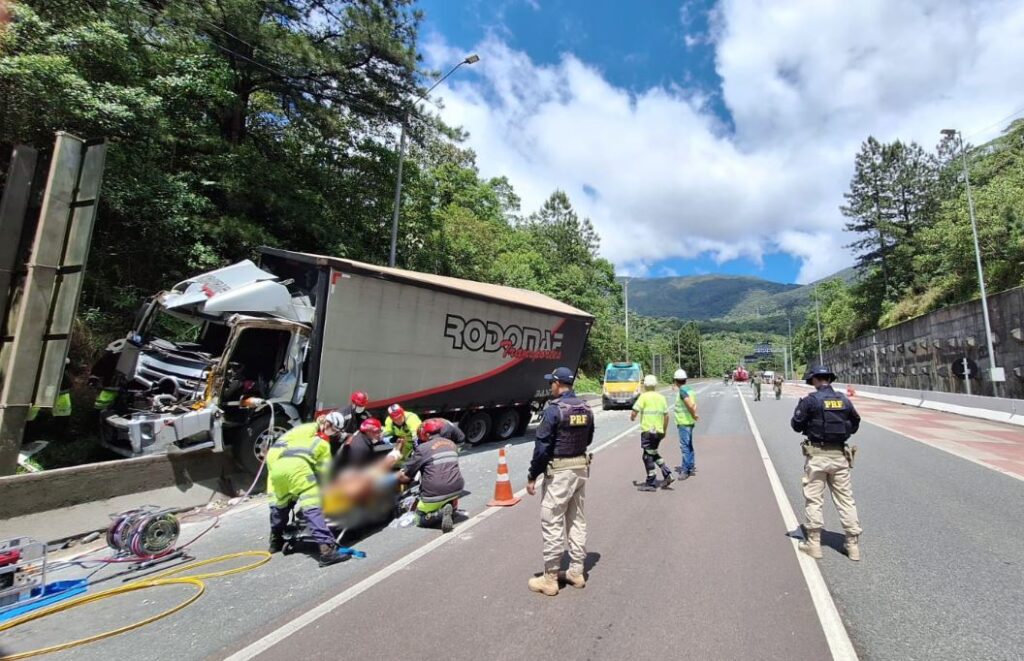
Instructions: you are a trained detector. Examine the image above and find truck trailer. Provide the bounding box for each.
[91,248,593,474]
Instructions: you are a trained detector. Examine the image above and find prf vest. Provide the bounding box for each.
[553,396,594,457]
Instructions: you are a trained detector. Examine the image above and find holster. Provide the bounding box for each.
[843,444,858,468]
[801,442,812,458]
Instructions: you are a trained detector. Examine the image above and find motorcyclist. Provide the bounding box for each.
[267,411,349,567]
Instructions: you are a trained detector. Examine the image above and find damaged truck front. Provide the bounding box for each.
[92,261,313,473]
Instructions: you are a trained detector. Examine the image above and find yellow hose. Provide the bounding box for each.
[0,551,271,660]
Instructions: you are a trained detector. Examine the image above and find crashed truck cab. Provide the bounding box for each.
[95,261,312,463]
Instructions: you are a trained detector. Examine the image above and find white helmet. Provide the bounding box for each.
[674,369,688,380]
[323,410,348,432]
[643,374,658,387]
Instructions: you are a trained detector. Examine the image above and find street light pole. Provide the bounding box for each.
[941,128,1001,394]
[624,278,630,362]
[813,286,824,366]
[786,312,794,379]
[388,54,480,268]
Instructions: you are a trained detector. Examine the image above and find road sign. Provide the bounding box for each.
[951,357,978,380]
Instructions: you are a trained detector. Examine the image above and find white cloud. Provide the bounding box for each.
[425,1,1024,283]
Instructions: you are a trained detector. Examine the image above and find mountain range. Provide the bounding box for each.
[624,267,857,325]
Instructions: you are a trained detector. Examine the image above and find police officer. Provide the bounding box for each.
[526,367,594,596]
[791,366,863,561]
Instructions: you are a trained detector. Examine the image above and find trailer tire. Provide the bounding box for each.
[462,412,492,445]
[494,409,521,441]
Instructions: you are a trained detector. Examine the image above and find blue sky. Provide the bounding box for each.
[416,1,1023,284]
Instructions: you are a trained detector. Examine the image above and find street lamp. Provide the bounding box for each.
[388,54,480,268]
[813,285,824,366]
[940,128,1003,392]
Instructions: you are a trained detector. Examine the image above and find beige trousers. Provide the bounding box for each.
[540,467,588,574]
[802,451,861,535]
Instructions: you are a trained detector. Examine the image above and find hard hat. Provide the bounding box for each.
[420,418,446,439]
[673,369,688,381]
[387,404,405,421]
[323,410,348,430]
[422,418,445,434]
[643,374,658,387]
[805,366,837,385]
[360,417,382,434]
[350,391,369,407]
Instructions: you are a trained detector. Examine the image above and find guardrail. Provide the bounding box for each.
[794,381,1024,428]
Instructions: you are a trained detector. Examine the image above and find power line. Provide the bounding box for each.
[963,102,1024,141]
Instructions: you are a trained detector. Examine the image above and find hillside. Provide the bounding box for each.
[626,266,857,322]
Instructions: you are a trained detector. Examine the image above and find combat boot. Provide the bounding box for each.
[268,533,285,554]
[528,572,559,596]
[318,544,350,568]
[844,535,861,561]
[798,529,823,559]
[563,570,586,589]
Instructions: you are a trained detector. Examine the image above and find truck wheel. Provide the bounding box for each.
[494,409,521,441]
[462,412,492,445]
[234,412,288,486]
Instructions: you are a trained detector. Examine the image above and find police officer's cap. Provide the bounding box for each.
[544,367,576,384]
[805,365,836,385]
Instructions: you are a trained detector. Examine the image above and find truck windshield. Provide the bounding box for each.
[605,367,640,382]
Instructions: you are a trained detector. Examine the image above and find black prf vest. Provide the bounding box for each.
[553,396,594,457]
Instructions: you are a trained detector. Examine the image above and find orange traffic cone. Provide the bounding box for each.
[487,446,521,507]
[846,385,856,397]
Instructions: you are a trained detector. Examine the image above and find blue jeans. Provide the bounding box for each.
[677,425,695,473]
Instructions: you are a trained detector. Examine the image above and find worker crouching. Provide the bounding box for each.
[266,411,349,567]
[397,418,466,533]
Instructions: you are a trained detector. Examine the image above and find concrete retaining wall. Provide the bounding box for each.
[0,449,251,543]
[823,285,1024,399]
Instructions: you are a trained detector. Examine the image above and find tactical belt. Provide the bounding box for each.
[803,440,846,452]
[549,455,589,471]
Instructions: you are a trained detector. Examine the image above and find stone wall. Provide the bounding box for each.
[823,286,1024,399]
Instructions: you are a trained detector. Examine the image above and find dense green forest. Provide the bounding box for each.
[0,0,625,377]
[790,123,1024,366]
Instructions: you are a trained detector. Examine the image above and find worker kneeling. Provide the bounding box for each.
[267,412,349,567]
[397,418,466,533]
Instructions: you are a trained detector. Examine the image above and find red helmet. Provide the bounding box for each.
[360,418,382,434]
[418,418,445,439]
[387,404,405,421]
[350,391,368,407]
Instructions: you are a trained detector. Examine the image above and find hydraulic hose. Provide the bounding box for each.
[0,551,270,660]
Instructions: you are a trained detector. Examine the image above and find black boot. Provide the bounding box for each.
[268,533,285,554]
[441,503,455,534]
[318,544,350,567]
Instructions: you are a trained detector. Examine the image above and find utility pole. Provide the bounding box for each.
[941,128,1003,395]
[813,286,824,366]
[872,334,881,386]
[697,334,703,378]
[786,313,794,379]
[624,278,630,362]
[389,54,479,268]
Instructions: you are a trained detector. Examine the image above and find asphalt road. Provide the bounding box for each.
[4,381,1023,660]
[746,382,1024,661]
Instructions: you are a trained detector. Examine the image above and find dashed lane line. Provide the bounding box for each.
[737,386,858,661]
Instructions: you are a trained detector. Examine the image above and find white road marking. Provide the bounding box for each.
[737,386,859,661]
[224,422,641,661]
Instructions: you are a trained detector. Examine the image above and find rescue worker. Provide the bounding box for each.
[267,412,348,567]
[333,417,386,474]
[526,366,594,596]
[384,404,422,463]
[791,366,863,561]
[416,417,466,446]
[672,369,699,479]
[773,375,784,400]
[330,391,372,455]
[631,375,673,491]
[753,372,762,401]
[398,418,466,533]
